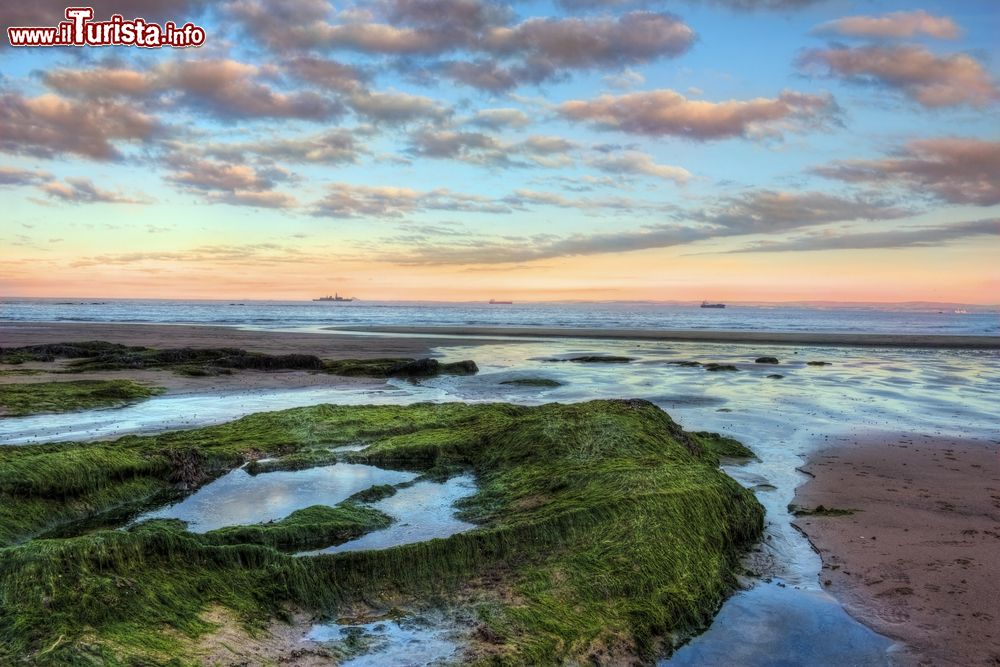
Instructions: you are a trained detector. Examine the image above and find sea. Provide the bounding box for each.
[1,298,997,335]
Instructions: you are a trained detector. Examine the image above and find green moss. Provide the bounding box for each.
[0,399,763,665]
[0,380,163,416]
[245,449,340,474]
[347,484,398,503]
[0,368,44,376]
[689,431,756,460]
[500,378,563,388]
[203,502,392,551]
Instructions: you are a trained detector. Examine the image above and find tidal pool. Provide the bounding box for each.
[136,463,417,532]
[306,474,478,555]
[308,611,462,666]
[666,582,894,666]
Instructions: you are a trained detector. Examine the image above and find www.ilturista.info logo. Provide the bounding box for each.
[6,7,206,48]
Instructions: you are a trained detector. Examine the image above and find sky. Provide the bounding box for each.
[0,0,998,303]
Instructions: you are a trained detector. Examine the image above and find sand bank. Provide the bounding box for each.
[793,433,1000,666]
[0,322,482,357]
[332,325,1000,349]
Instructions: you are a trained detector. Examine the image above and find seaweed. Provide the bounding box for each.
[0,399,764,665]
[0,379,163,416]
[0,342,477,380]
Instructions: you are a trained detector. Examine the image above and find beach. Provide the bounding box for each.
[1,319,998,664]
[794,433,1000,666]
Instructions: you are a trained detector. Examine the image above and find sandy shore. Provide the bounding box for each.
[334,325,1000,349]
[793,433,1000,666]
[0,322,480,357]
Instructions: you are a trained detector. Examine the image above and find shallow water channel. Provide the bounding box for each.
[4,334,998,664]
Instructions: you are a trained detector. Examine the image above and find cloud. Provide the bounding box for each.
[730,219,999,253]
[813,138,1000,206]
[484,12,694,71]
[406,129,576,167]
[41,178,152,204]
[590,151,690,184]
[156,59,342,120]
[227,2,694,90]
[558,0,823,10]
[797,45,998,108]
[696,190,909,233]
[376,188,910,265]
[282,56,368,92]
[348,90,449,124]
[70,242,314,268]
[558,89,839,140]
[380,223,708,265]
[603,68,646,90]
[503,188,674,212]
[438,60,524,92]
[207,190,298,208]
[226,0,498,54]
[311,183,512,218]
[813,10,959,40]
[467,107,531,129]
[44,59,343,120]
[0,166,51,186]
[164,154,297,208]
[205,129,366,165]
[42,68,158,98]
[0,93,160,161]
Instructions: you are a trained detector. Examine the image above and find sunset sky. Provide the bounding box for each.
[1,0,998,302]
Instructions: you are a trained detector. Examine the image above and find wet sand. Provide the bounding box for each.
[793,433,1000,666]
[0,322,475,358]
[335,325,1000,349]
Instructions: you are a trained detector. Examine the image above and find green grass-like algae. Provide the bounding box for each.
[0,379,164,416]
[0,399,763,665]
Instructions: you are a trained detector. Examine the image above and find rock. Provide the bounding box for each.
[806,361,832,366]
[755,356,779,364]
[766,374,784,379]
[440,360,479,375]
[562,355,634,363]
[704,363,739,372]
[388,358,440,377]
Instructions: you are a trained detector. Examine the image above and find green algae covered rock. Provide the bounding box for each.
[0,399,762,665]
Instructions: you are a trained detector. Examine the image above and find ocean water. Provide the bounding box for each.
[1,298,997,335]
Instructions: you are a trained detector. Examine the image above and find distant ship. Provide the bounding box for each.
[313,293,355,302]
[700,301,726,309]
[489,299,513,305]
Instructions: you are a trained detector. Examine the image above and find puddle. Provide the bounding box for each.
[308,612,462,666]
[0,384,454,445]
[306,474,477,555]
[665,582,893,666]
[136,464,416,532]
